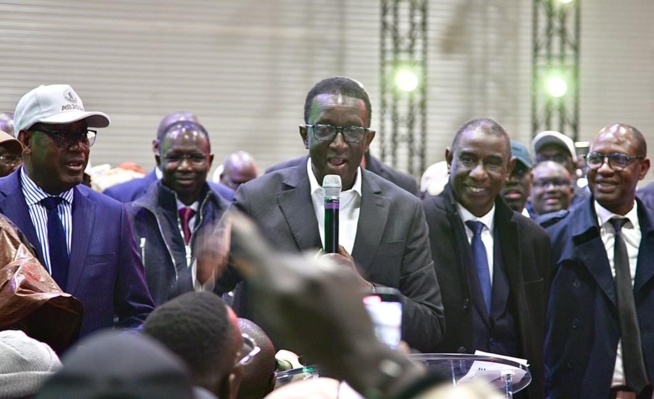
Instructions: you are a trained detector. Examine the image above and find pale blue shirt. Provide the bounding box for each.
[20,166,74,276]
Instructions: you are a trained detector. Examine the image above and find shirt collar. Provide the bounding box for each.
[307,157,362,198]
[594,200,639,230]
[20,166,74,205]
[456,200,496,232]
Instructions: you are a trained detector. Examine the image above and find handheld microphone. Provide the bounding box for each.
[323,175,341,253]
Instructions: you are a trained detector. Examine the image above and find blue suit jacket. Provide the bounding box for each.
[104,168,235,203]
[544,196,654,398]
[0,170,154,338]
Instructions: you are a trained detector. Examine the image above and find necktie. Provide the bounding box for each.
[40,197,69,289]
[179,207,196,245]
[610,217,650,393]
[465,220,492,314]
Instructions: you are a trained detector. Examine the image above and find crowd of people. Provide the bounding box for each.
[0,77,653,399]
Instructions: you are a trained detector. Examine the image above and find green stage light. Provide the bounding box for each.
[546,75,568,98]
[394,67,419,92]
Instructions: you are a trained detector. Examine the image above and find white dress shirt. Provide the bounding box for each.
[307,158,362,255]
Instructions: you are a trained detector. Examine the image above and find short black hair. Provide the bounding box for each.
[159,120,211,154]
[142,292,233,391]
[451,118,511,159]
[303,77,372,127]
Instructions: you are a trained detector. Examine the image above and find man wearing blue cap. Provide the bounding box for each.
[501,140,533,217]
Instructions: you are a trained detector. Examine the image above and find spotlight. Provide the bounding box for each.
[394,67,419,92]
[546,75,568,98]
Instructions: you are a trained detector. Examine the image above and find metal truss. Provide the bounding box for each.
[379,0,427,177]
[532,0,581,140]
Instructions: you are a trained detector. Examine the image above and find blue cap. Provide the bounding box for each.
[511,141,532,168]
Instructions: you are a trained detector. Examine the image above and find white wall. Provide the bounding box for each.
[0,0,652,181]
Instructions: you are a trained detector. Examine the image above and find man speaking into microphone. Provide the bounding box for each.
[228,77,444,352]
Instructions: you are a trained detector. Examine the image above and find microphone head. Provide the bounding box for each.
[323,174,342,200]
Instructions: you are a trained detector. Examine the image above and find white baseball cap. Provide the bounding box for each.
[531,130,577,162]
[13,84,110,136]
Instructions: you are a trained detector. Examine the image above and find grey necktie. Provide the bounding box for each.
[609,217,649,393]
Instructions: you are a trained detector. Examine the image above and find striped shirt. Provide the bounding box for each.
[20,167,74,275]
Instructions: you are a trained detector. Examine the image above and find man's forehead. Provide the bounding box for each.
[309,93,367,115]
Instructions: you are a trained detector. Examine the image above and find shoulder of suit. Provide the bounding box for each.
[536,209,570,228]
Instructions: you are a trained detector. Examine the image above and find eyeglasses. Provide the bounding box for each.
[0,155,22,166]
[585,152,644,171]
[234,333,260,368]
[306,124,369,144]
[162,153,208,165]
[32,129,97,148]
[532,178,571,189]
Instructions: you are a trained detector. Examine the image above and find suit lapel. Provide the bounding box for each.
[0,171,44,260]
[276,167,322,251]
[571,202,617,307]
[495,203,523,305]
[352,171,390,275]
[635,200,654,297]
[66,187,95,293]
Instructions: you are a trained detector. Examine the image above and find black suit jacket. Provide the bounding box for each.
[232,163,444,352]
[422,184,550,399]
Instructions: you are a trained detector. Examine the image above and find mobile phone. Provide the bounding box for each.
[363,287,403,349]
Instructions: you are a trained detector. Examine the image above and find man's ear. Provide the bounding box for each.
[17,130,31,155]
[363,129,376,152]
[506,157,517,182]
[639,157,651,180]
[151,139,159,154]
[299,125,309,150]
[208,153,214,168]
[445,147,453,172]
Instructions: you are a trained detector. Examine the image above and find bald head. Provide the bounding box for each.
[587,123,650,215]
[0,112,14,136]
[236,319,276,399]
[221,151,258,191]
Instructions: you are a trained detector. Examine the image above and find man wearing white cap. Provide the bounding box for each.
[530,130,589,213]
[0,84,154,338]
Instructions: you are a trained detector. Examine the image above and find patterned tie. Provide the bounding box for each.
[179,207,196,245]
[40,197,69,289]
[609,217,650,393]
[465,220,492,314]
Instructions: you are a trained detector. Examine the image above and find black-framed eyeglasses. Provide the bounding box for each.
[532,178,571,189]
[162,153,208,165]
[234,333,261,368]
[585,152,644,171]
[0,155,22,166]
[306,124,369,144]
[32,129,97,148]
